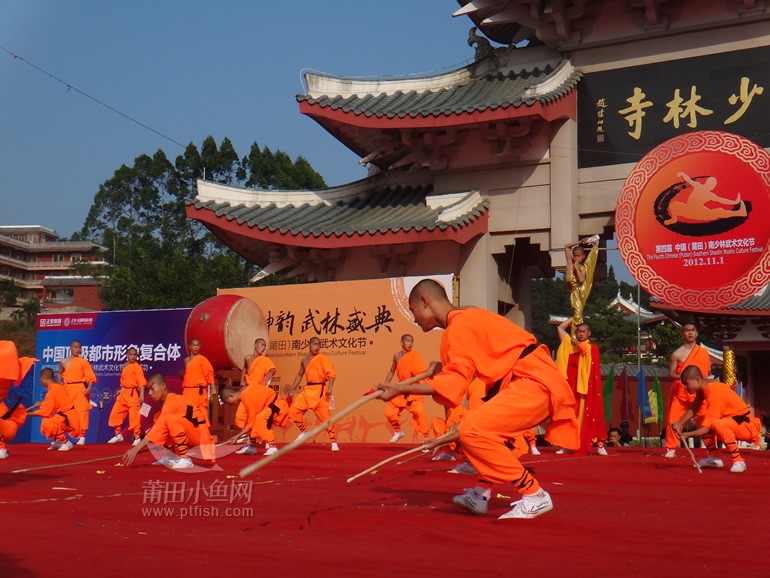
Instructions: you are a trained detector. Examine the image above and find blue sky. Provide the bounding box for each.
[0,0,633,282]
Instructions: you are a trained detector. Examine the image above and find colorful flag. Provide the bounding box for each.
[645,375,663,424]
[602,366,614,423]
[637,367,652,421]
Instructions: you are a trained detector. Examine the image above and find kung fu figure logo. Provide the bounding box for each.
[654,171,752,236]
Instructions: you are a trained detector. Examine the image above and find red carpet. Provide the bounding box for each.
[2,443,768,577]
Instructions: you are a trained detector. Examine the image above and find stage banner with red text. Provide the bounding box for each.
[616,131,770,309]
[220,276,454,444]
[23,308,192,444]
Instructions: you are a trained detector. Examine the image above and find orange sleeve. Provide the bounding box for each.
[65,357,97,384]
[701,381,751,430]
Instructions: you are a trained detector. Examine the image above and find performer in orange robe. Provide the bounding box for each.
[0,340,37,459]
[28,367,82,451]
[59,340,96,444]
[377,279,579,520]
[235,339,277,431]
[222,384,288,455]
[107,347,147,445]
[664,322,711,457]
[555,318,608,455]
[123,374,214,470]
[287,337,338,450]
[384,334,430,444]
[674,365,761,473]
[182,338,216,415]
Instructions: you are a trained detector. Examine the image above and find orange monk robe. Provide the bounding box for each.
[428,308,579,492]
[62,356,97,432]
[108,361,147,439]
[236,356,277,428]
[31,382,82,442]
[0,340,38,402]
[0,400,27,449]
[145,393,214,459]
[386,350,429,439]
[665,344,711,450]
[238,384,289,445]
[288,354,337,442]
[182,354,216,414]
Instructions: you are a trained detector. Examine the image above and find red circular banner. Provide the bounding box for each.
[616,131,770,310]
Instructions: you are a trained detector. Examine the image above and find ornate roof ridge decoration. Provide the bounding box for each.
[297,46,579,119]
[186,171,489,248]
[194,169,432,210]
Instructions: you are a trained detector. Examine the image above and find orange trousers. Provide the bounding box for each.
[146,413,213,459]
[385,397,429,439]
[703,416,760,463]
[108,388,142,438]
[287,385,336,442]
[41,410,81,442]
[64,383,91,433]
[459,378,550,494]
[182,386,210,415]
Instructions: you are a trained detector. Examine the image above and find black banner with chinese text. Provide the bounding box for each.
[577,46,770,168]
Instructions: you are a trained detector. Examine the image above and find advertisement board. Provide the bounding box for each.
[220,275,454,444]
[26,308,192,444]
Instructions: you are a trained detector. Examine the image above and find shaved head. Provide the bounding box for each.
[680,365,704,381]
[409,279,449,304]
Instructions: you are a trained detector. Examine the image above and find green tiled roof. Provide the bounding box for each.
[186,185,487,238]
[297,61,580,119]
[726,285,770,311]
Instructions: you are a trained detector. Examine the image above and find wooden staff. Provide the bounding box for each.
[239,368,435,478]
[12,454,125,474]
[347,430,457,483]
[679,434,702,474]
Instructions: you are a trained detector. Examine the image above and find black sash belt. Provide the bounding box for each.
[482,343,540,402]
[184,405,207,427]
[2,398,23,420]
[732,412,751,425]
[267,392,280,429]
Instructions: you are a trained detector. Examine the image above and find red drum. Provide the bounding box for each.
[184,295,268,371]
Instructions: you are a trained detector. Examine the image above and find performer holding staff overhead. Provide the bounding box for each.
[564,235,599,332]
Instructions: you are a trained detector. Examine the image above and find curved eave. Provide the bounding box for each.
[299,89,576,130]
[185,204,488,250]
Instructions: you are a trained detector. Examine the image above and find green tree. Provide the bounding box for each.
[652,323,682,362]
[11,298,41,326]
[0,280,18,311]
[81,136,326,310]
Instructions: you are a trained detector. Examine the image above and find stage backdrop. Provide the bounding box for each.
[25,308,192,444]
[220,276,454,444]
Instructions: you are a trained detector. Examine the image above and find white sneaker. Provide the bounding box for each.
[152,453,178,467]
[235,432,250,444]
[389,431,405,443]
[499,490,553,519]
[172,457,194,470]
[698,455,724,469]
[330,442,340,452]
[107,434,124,444]
[452,487,489,515]
[555,448,567,455]
[47,440,62,451]
[235,444,258,455]
[664,449,676,459]
[132,438,141,446]
[432,452,456,462]
[76,437,86,446]
[448,461,478,476]
[0,448,8,459]
[58,441,74,452]
[264,445,279,456]
[730,461,747,473]
[530,445,541,456]
[597,446,608,456]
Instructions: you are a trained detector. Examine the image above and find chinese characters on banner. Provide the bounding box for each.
[220,276,454,443]
[578,46,769,168]
[29,308,192,444]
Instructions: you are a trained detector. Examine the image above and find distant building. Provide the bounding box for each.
[0,225,107,310]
